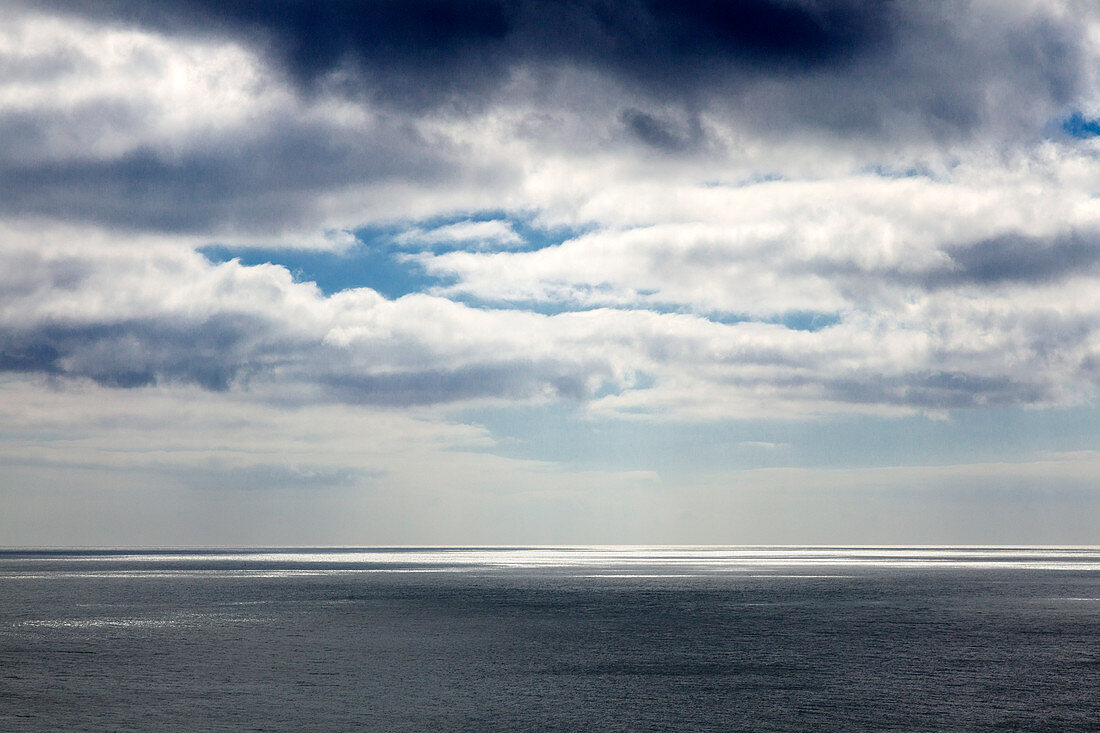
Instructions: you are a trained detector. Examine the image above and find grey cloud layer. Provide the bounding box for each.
[0,120,462,234]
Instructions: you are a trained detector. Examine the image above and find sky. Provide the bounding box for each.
[3,0,1100,546]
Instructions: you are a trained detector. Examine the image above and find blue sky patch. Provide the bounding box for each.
[703,309,840,331]
[778,311,841,332]
[1061,112,1100,139]
[200,240,442,299]
[200,212,584,298]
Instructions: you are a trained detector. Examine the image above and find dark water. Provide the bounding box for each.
[2,547,1099,731]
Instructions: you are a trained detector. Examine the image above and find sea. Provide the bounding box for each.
[2,547,1099,731]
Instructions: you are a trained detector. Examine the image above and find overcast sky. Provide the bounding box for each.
[4,0,1100,546]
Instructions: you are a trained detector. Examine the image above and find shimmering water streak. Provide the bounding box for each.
[4,546,1100,574]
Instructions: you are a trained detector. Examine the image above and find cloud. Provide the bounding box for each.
[0,230,623,405]
[394,219,523,250]
[15,0,1094,142]
[415,164,1100,315]
[0,375,671,544]
[618,106,714,153]
[18,1,882,101]
[4,2,1100,422]
[1,316,270,390]
[0,123,468,234]
[5,221,1100,419]
[6,1,1100,548]
[2,1,1096,250]
[7,373,1100,545]
[0,10,515,238]
[938,233,1100,286]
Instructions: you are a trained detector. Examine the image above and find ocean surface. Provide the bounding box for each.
[2,547,1099,731]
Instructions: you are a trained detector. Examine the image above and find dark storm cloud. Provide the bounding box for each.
[24,0,881,107]
[16,0,1087,145]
